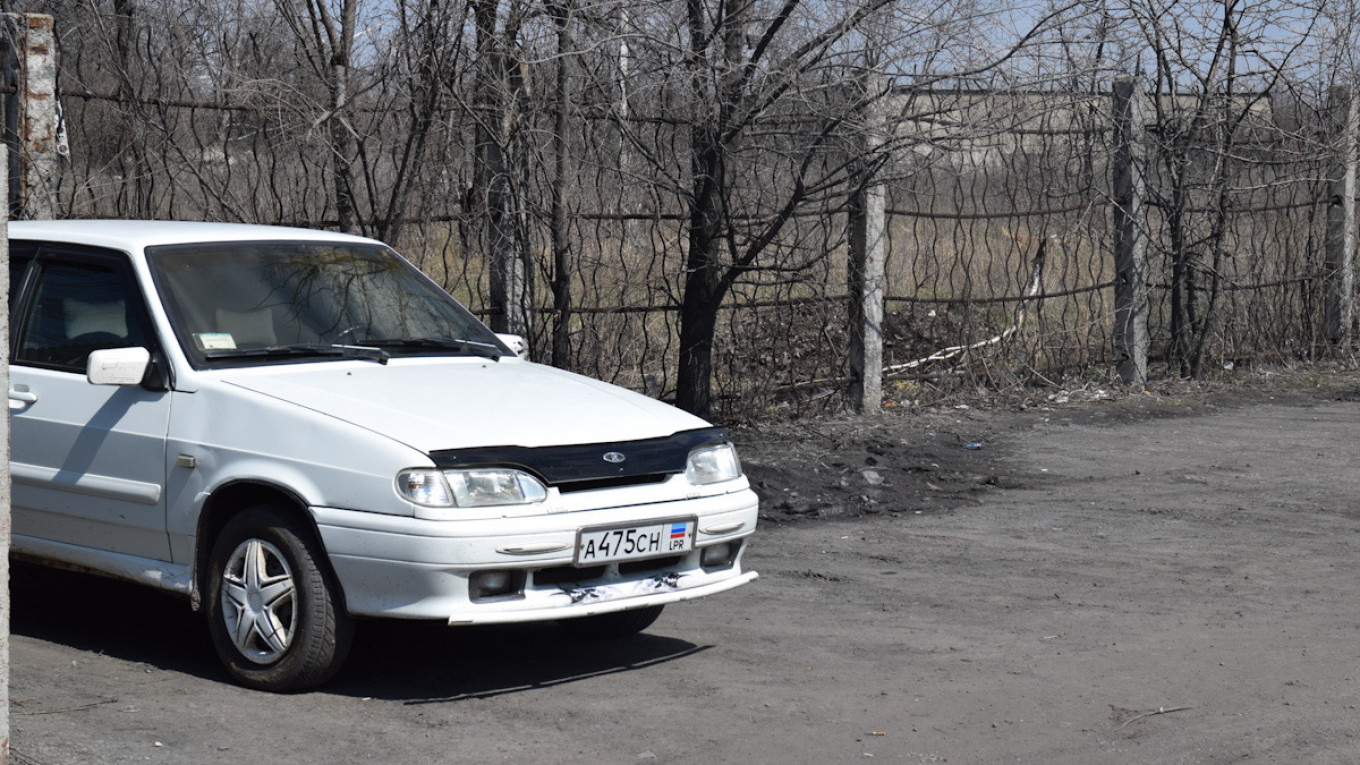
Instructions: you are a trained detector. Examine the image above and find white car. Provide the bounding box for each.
[7,220,758,691]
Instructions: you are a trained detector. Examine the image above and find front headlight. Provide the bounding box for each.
[685,443,743,485]
[397,468,548,507]
[447,468,548,507]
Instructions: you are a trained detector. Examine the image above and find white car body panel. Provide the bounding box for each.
[216,356,708,453]
[11,365,172,560]
[158,375,428,565]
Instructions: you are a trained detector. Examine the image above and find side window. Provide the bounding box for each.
[15,258,153,372]
[8,248,33,319]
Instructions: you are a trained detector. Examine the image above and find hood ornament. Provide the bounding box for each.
[602,451,626,464]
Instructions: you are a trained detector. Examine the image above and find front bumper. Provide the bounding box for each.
[312,488,758,623]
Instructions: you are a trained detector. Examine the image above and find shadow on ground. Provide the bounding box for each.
[10,560,219,679]
[332,618,706,702]
[10,560,705,702]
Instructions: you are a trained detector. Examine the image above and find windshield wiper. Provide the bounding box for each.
[205,343,390,365]
[369,337,502,361]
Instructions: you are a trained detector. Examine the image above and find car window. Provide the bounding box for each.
[15,257,153,372]
[8,244,34,320]
[147,241,501,366]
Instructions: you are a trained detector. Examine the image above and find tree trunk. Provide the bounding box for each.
[676,264,722,416]
[113,0,148,216]
[329,0,359,234]
[675,117,726,417]
[674,0,745,418]
[375,0,451,245]
[473,0,529,336]
[549,2,573,369]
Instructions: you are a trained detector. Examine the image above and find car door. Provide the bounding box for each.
[9,244,173,561]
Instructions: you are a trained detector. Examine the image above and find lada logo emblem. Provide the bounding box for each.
[602,451,626,464]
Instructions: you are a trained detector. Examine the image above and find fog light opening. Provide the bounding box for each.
[470,570,525,601]
[700,542,737,570]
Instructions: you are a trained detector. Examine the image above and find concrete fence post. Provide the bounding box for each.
[1326,84,1358,349]
[1112,77,1149,385]
[0,77,11,765]
[848,71,886,414]
[0,21,36,760]
[3,13,61,221]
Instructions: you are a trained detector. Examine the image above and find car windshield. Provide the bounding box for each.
[147,241,502,367]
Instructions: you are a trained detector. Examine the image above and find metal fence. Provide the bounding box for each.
[11,13,1351,421]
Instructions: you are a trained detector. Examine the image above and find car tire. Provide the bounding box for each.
[557,605,665,638]
[205,504,354,692]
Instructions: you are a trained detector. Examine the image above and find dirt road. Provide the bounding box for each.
[11,377,1360,763]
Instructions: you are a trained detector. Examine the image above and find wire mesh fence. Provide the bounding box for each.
[13,7,1353,421]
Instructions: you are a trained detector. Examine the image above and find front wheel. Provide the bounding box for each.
[205,505,353,691]
[557,605,664,638]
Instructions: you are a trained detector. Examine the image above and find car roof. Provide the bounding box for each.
[8,220,380,251]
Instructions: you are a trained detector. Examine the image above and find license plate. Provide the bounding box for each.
[575,518,695,565]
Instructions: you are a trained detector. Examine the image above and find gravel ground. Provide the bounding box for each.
[10,371,1360,763]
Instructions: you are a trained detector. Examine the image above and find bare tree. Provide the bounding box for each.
[1118,0,1323,375]
[275,0,362,233]
[374,0,464,244]
[613,0,1083,415]
[470,0,535,336]
[666,0,904,415]
[11,0,1358,417]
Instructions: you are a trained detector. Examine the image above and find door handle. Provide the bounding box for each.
[9,388,38,406]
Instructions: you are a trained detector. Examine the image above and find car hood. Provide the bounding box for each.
[217,358,710,454]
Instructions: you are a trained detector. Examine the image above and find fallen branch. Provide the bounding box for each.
[15,698,119,716]
[1112,705,1193,732]
[883,240,1047,375]
[766,241,1048,401]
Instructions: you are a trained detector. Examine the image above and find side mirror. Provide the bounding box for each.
[87,347,152,386]
[495,333,527,358]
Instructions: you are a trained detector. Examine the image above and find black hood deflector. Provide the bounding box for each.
[428,427,729,488]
